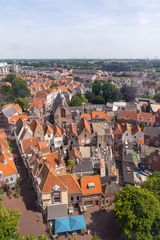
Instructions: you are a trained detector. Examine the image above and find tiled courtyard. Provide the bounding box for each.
[2,182,46,238]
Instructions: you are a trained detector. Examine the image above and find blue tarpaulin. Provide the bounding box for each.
[55,217,71,234]
[69,215,86,231]
[54,215,86,234]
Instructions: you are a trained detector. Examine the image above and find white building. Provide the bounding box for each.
[0,62,9,75]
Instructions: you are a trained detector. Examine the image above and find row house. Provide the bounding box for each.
[15,119,44,143]
[113,123,143,162]
[144,127,160,147]
[0,129,18,187]
[141,145,160,171]
[36,89,57,112]
[0,103,22,134]
[77,117,92,146]
[44,121,63,149]
[32,163,103,219]
[117,110,156,126]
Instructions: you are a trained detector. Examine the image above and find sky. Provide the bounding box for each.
[1,0,160,59]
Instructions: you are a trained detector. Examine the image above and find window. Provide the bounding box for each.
[54,192,60,202]
[5,178,9,183]
[84,200,93,206]
[77,196,79,201]
[10,177,13,182]
[70,197,73,202]
[105,199,110,204]
[61,108,66,118]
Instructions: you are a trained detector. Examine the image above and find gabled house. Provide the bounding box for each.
[35,164,68,209]
[68,123,78,142]
[44,122,54,145]
[80,175,103,207]
[53,123,63,148]
[59,175,82,207]
[77,117,92,146]
[0,103,22,134]
[30,119,44,140]
[15,118,33,142]
[38,152,66,175]
[0,129,18,187]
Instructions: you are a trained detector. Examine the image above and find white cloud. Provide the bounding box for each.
[137,12,150,25]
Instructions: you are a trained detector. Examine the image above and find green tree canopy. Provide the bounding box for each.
[50,81,57,89]
[92,80,102,96]
[91,95,105,104]
[102,82,122,102]
[142,172,160,201]
[70,95,88,106]
[0,202,20,240]
[114,185,160,240]
[3,74,16,83]
[0,74,30,108]
[12,77,30,98]
[14,97,29,111]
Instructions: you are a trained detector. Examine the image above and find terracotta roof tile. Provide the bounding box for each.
[91,111,107,119]
[80,175,102,195]
[59,175,81,194]
[38,164,67,193]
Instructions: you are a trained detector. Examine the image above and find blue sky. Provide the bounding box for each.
[1,0,160,58]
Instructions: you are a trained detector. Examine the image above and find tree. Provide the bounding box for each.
[70,95,88,106]
[0,202,20,239]
[142,172,160,201]
[114,185,160,240]
[0,75,30,108]
[67,159,75,172]
[91,95,105,104]
[14,97,29,111]
[102,82,122,103]
[121,85,136,102]
[50,81,57,89]
[12,77,30,98]
[92,81,102,96]
[85,91,95,102]
[3,74,16,83]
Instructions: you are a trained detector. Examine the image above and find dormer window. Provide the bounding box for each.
[53,185,61,203]
[87,182,95,189]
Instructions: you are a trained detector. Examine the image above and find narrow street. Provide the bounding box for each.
[3,139,47,238]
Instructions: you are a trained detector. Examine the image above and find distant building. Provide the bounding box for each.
[0,62,9,75]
